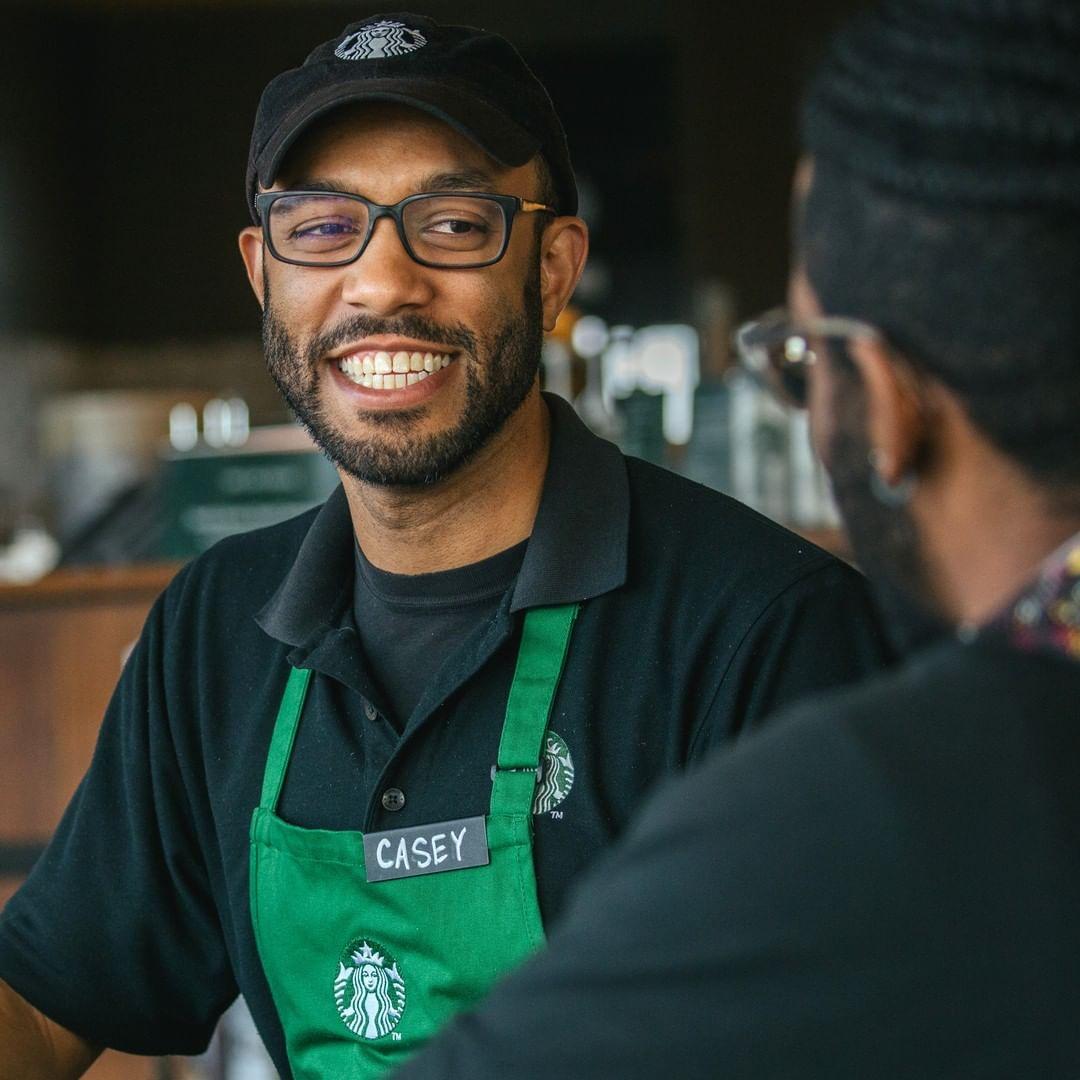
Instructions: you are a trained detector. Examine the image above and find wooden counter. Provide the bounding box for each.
[0,563,185,1079]
[0,562,182,862]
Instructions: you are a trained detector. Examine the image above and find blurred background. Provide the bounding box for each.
[0,0,864,1076]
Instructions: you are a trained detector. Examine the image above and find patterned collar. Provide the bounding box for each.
[981,531,1080,660]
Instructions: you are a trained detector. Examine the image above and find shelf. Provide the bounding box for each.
[0,562,183,608]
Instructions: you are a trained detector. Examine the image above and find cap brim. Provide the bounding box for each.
[254,77,540,198]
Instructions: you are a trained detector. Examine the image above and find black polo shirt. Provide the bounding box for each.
[0,394,890,1075]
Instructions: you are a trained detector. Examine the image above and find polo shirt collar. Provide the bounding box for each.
[509,392,628,612]
[255,391,629,647]
[255,483,355,648]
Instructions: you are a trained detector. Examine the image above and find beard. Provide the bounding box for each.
[825,375,950,654]
[261,268,544,487]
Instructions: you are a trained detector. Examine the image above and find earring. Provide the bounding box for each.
[868,449,915,507]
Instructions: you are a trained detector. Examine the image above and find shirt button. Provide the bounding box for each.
[381,787,406,812]
[364,701,378,722]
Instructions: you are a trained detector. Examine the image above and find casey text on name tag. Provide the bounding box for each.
[364,816,490,883]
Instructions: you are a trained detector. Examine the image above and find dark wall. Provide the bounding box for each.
[2,7,358,341]
[0,12,73,334]
[0,1,863,344]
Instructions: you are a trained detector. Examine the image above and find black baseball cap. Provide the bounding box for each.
[247,12,577,221]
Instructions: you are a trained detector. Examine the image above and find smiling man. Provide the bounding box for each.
[245,103,566,513]
[0,13,890,1079]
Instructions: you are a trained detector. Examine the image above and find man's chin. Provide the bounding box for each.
[317,436,458,489]
[306,409,487,488]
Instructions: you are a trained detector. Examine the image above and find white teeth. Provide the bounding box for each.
[338,350,451,389]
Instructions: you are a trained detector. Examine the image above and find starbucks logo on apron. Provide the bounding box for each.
[533,731,575,814]
[334,939,407,1040]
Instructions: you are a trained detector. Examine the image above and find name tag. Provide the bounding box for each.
[363,816,490,883]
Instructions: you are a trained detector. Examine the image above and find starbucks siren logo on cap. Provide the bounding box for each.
[335,20,428,61]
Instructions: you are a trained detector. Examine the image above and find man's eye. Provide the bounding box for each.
[291,219,361,241]
[426,217,488,235]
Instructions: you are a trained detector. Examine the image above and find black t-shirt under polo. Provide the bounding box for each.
[352,539,527,728]
[0,394,893,1077]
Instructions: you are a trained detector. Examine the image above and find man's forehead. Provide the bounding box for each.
[271,101,513,191]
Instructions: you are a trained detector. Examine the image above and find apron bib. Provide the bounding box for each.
[250,603,578,1078]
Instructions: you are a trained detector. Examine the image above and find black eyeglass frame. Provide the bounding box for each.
[734,306,883,408]
[254,189,558,270]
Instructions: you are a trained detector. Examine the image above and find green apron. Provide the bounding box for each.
[249,603,578,1078]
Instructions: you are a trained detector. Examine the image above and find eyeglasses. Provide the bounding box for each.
[255,189,557,270]
[733,307,882,408]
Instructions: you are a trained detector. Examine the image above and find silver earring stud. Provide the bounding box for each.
[868,449,915,507]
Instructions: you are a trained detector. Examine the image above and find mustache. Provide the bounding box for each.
[304,313,478,361]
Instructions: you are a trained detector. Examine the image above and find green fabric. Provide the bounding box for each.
[491,603,578,815]
[250,603,578,1078]
[259,666,312,810]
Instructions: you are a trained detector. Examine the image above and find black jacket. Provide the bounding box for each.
[397,635,1080,1078]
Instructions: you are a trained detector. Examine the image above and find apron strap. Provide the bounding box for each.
[259,666,313,812]
[490,603,579,817]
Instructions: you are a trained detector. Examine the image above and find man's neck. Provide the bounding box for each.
[341,389,550,575]
[917,435,1080,626]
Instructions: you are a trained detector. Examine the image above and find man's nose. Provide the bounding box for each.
[338,217,435,314]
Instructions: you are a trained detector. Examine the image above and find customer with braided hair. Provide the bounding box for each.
[394,1,1080,1075]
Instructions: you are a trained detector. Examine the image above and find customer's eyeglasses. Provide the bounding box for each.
[255,190,557,269]
[733,307,882,408]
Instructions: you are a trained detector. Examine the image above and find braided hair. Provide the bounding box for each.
[799,0,1080,497]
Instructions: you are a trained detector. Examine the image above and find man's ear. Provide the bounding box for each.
[539,217,588,333]
[847,336,927,484]
[238,225,267,308]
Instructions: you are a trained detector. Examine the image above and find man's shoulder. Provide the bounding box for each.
[619,640,1079,928]
[744,638,1062,746]
[160,500,325,621]
[194,499,322,570]
[779,634,1080,745]
[672,638,1080,838]
[622,455,851,594]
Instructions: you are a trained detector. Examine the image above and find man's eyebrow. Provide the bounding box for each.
[416,169,499,193]
[277,178,356,195]
[273,170,500,198]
